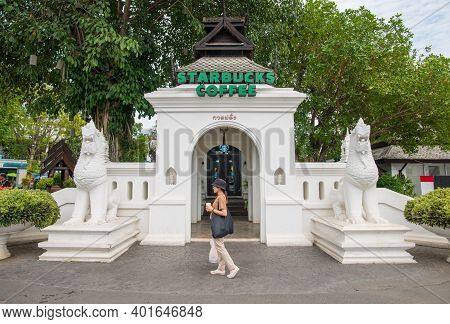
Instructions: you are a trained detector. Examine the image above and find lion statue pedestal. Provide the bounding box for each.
[311,216,416,264]
[311,119,416,264]
[38,121,139,263]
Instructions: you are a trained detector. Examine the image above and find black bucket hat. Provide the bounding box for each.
[212,178,227,190]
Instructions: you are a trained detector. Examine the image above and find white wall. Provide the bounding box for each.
[142,84,309,246]
[9,161,447,249]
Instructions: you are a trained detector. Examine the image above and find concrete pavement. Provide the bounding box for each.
[0,242,449,303]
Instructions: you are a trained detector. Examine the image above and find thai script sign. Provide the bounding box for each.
[212,113,237,121]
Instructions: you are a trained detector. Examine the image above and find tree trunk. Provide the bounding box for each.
[27,136,39,178]
[93,100,121,162]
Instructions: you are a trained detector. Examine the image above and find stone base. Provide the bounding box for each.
[0,234,11,260]
[38,217,139,263]
[311,216,416,264]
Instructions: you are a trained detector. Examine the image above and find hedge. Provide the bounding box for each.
[404,188,450,229]
[0,189,60,229]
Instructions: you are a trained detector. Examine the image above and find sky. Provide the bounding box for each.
[136,0,450,132]
[334,0,450,56]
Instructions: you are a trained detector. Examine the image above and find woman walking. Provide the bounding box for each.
[205,178,239,279]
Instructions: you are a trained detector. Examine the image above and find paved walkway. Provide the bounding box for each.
[1,242,449,303]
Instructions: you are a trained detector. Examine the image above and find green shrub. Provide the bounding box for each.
[52,173,62,185]
[377,174,416,197]
[35,177,54,190]
[62,177,76,188]
[0,189,59,228]
[404,188,450,229]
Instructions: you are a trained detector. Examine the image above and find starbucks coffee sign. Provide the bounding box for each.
[176,71,275,97]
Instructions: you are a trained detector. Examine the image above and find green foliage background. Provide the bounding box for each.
[1,0,449,162]
[0,93,85,173]
[377,174,416,197]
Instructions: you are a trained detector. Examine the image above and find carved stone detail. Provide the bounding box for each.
[331,118,387,224]
[64,121,120,225]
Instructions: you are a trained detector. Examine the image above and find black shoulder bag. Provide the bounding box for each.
[211,208,234,238]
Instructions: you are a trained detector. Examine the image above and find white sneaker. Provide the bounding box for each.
[210,269,226,275]
[227,266,239,279]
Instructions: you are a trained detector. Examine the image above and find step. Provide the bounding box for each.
[38,217,139,263]
[311,216,416,264]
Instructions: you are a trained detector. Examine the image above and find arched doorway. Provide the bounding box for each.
[190,126,262,241]
[206,145,241,197]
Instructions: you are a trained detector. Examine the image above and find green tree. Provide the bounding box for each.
[121,122,149,162]
[0,93,85,174]
[0,0,278,161]
[1,0,159,161]
[252,0,449,161]
[2,0,448,163]
[147,124,157,162]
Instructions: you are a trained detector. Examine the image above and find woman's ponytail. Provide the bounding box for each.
[221,188,228,203]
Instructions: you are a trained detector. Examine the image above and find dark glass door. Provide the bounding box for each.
[207,145,241,196]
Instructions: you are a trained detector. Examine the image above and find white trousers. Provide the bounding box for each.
[213,237,236,272]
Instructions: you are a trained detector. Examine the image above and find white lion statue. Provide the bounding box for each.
[331,118,387,224]
[64,121,120,225]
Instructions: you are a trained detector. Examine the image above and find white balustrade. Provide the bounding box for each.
[295,162,346,207]
[106,162,156,210]
[10,161,447,248]
[105,162,155,238]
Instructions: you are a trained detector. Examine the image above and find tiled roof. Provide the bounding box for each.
[372,145,450,161]
[177,56,273,73]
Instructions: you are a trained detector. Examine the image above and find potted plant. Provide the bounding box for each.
[404,188,450,262]
[0,189,59,260]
